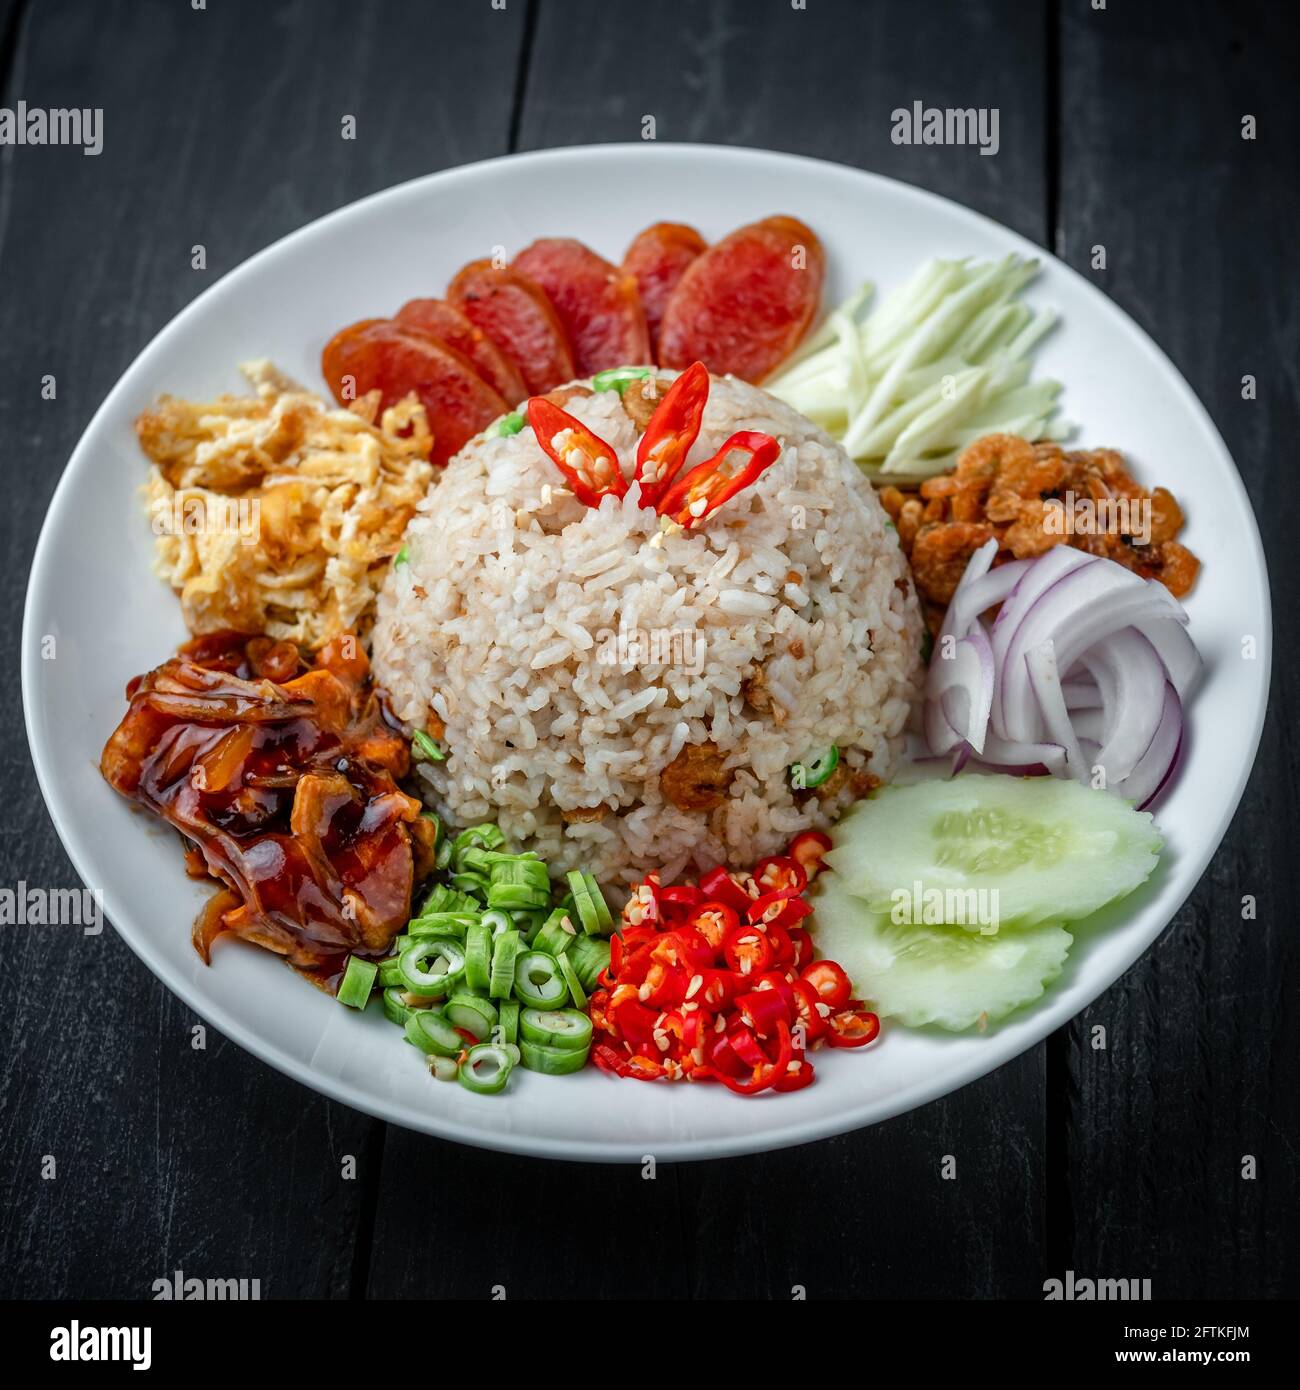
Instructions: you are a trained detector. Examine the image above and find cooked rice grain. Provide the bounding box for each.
[373,374,923,887]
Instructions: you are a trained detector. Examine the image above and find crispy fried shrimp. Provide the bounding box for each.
[910,522,998,605]
[897,496,925,550]
[1002,499,1067,559]
[660,742,734,813]
[1147,487,1185,546]
[1151,541,1200,598]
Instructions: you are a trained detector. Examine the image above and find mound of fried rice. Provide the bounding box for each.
[373,373,923,887]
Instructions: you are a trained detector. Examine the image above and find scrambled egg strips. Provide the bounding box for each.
[137,361,434,649]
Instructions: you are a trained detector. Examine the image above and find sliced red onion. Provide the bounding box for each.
[921,539,1200,810]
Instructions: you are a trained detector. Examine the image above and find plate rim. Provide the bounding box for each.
[22,141,1273,1161]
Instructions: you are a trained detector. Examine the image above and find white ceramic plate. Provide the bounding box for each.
[23,145,1270,1161]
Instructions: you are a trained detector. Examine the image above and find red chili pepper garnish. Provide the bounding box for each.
[801,960,852,1012]
[723,922,773,978]
[789,829,833,880]
[826,1009,881,1049]
[634,360,709,508]
[717,1020,793,1095]
[594,833,880,1094]
[525,396,626,504]
[657,430,783,528]
[697,866,750,915]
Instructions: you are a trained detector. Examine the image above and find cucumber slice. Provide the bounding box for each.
[824,774,1161,932]
[811,873,1073,1031]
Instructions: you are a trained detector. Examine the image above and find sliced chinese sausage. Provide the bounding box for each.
[512,237,651,378]
[446,260,575,397]
[621,222,707,354]
[658,215,825,382]
[394,297,526,405]
[321,318,507,467]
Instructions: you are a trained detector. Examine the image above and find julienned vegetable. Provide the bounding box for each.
[924,539,1200,807]
[336,822,614,1095]
[813,775,1162,1030]
[766,255,1069,479]
[591,842,879,1095]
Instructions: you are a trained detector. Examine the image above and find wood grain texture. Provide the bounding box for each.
[0,0,526,1299]
[1055,0,1298,1298]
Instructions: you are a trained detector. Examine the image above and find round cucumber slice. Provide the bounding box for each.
[824,774,1161,931]
[811,873,1073,1031]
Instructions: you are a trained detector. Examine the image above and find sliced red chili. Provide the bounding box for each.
[633,360,709,507]
[736,988,791,1038]
[754,970,798,1014]
[789,829,832,880]
[707,1032,749,1079]
[697,866,750,915]
[695,968,736,1012]
[717,1019,793,1095]
[769,895,814,930]
[526,396,626,504]
[753,855,807,898]
[790,979,830,1043]
[773,1056,815,1092]
[787,927,814,971]
[658,430,783,528]
[827,1009,880,1048]
[764,923,794,967]
[614,997,661,1046]
[801,959,852,1012]
[688,901,739,951]
[723,922,773,978]
[725,1022,768,1069]
[656,882,704,923]
[593,1042,630,1076]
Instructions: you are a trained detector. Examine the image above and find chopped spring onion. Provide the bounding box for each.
[404,1010,463,1058]
[453,824,506,859]
[377,954,407,988]
[520,1039,588,1076]
[336,955,377,1009]
[565,870,602,935]
[464,922,492,993]
[398,937,465,996]
[382,986,415,1027]
[558,952,588,1010]
[458,1043,514,1095]
[521,1008,593,1052]
[489,929,522,999]
[582,872,613,932]
[533,909,579,957]
[487,858,551,911]
[443,993,498,1041]
[791,745,840,790]
[412,729,446,763]
[480,908,513,938]
[593,365,652,394]
[491,411,526,438]
[419,883,479,917]
[513,950,570,1009]
[568,935,611,993]
[765,255,1070,480]
[495,999,520,1046]
[408,911,477,938]
[393,545,409,567]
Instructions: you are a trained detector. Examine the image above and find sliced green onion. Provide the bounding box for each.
[382,986,415,1027]
[435,837,454,871]
[418,883,479,917]
[513,951,569,1009]
[453,823,506,858]
[336,955,377,1009]
[404,1009,462,1057]
[458,1043,513,1095]
[377,953,407,988]
[489,929,522,1000]
[496,999,520,1046]
[450,871,488,897]
[419,810,441,847]
[491,411,526,438]
[791,745,839,789]
[412,728,446,763]
[464,922,492,993]
[568,935,611,993]
[408,912,477,938]
[520,1007,593,1052]
[533,909,579,957]
[443,993,498,1041]
[487,858,551,911]
[398,937,465,996]
[429,1055,459,1081]
[393,545,409,567]
[480,908,514,938]
[565,870,601,934]
[558,952,588,1009]
[592,365,651,394]
[520,1039,589,1075]
[582,872,613,932]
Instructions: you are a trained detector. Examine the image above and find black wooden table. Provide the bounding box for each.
[0,0,1295,1300]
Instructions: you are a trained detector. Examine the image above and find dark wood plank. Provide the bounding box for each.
[0,0,525,1298]
[503,0,1050,1299]
[1056,0,1300,1298]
